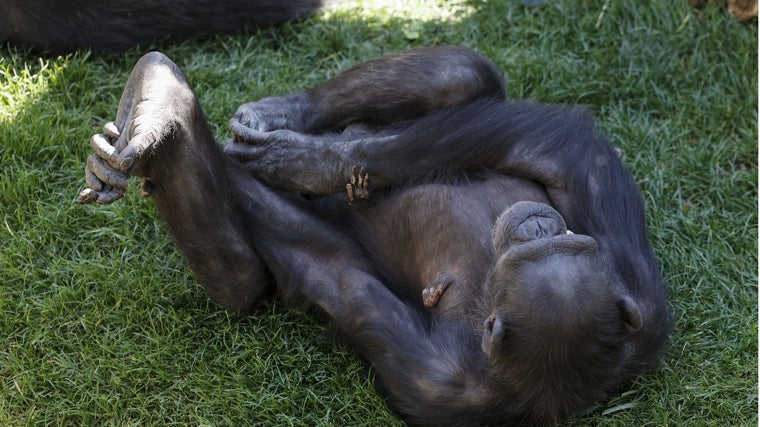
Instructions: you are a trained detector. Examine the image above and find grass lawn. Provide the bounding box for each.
[0,0,756,425]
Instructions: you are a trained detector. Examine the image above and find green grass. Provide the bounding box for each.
[0,0,756,425]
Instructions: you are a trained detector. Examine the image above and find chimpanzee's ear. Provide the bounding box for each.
[618,296,642,332]
[481,313,507,356]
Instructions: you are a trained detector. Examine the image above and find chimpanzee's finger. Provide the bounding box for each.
[85,162,104,191]
[231,104,266,131]
[95,186,126,204]
[103,122,120,140]
[224,140,265,162]
[116,131,157,172]
[90,133,119,167]
[87,154,130,189]
[229,119,269,144]
[76,185,124,205]
[76,188,99,204]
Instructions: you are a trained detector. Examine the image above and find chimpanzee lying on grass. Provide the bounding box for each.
[77,46,670,426]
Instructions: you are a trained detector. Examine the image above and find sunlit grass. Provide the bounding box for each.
[0,0,756,425]
[0,58,62,122]
[328,0,477,22]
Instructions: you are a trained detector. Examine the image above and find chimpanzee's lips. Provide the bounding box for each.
[504,233,598,262]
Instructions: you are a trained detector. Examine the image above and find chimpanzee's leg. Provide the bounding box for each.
[78,52,493,424]
[78,52,275,312]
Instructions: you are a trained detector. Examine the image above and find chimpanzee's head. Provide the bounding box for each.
[481,201,642,422]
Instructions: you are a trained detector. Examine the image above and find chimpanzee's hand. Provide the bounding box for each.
[224,129,345,195]
[76,51,193,204]
[229,93,309,144]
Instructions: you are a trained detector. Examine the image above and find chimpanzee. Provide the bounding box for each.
[0,0,330,54]
[76,46,670,426]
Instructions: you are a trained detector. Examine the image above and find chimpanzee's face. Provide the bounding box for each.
[482,201,622,359]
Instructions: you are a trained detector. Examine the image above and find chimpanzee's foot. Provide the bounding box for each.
[346,165,370,205]
[76,121,156,203]
[77,51,197,204]
[422,274,454,308]
[77,122,128,203]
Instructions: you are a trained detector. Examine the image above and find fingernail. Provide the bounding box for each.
[76,188,96,204]
[120,156,134,170]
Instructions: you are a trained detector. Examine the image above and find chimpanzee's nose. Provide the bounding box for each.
[492,201,567,254]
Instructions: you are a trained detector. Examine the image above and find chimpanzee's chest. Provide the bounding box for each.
[340,173,551,313]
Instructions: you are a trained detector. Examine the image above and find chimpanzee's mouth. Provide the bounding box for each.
[504,233,598,263]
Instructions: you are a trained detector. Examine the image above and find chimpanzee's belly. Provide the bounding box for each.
[345,173,551,311]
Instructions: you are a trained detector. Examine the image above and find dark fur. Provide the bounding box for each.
[0,0,328,54]
[79,47,671,426]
